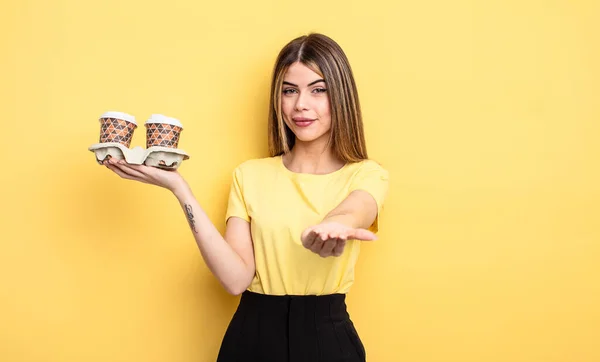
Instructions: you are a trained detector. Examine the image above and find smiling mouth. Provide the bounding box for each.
[293,120,313,127]
[292,118,315,127]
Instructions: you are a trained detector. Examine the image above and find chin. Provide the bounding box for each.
[286,122,331,143]
[294,135,318,143]
[293,131,329,144]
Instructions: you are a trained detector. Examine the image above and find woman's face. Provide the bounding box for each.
[281,62,332,145]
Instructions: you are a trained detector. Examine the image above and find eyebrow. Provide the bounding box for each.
[282,79,326,87]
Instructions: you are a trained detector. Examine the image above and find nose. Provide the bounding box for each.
[294,92,309,111]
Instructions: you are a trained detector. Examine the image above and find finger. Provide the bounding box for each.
[105,163,139,181]
[119,162,155,174]
[310,231,327,253]
[105,161,147,182]
[302,228,318,249]
[111,160,151,180]
[319,238,337,257]
[301,228,312,247]
[347,228,377,241]
[332,239,346,257]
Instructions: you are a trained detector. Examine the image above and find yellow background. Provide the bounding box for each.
[1,0,599,361]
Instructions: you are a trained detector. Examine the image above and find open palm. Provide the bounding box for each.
[301,221,377,258]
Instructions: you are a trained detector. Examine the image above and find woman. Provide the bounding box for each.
[104,33,389,362]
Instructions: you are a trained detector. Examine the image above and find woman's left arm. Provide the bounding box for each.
[301,161,389,257]
[320,190,379,230]
[300,190,379,257]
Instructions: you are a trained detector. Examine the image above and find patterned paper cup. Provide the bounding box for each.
[145,114,183,148]
[98,111,137,147]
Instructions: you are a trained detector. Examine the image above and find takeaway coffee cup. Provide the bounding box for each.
[98,111,137,148]
[144,114,183,149]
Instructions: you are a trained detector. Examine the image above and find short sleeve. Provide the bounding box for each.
[225,166,250,223]
[349,160,390,232]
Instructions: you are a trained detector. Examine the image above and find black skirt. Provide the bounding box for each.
[216,291,366,362]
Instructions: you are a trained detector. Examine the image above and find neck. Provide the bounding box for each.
[283,137,344,174]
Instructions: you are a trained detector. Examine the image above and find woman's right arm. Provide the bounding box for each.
[104,158,255,295]
[172,182,256,295]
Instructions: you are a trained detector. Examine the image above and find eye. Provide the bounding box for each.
[282,88,297,95]
[313,88,327,93]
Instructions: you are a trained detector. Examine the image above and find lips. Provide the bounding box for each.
[292,117,315,127]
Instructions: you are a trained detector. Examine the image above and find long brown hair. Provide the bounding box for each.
[267,33,368,162]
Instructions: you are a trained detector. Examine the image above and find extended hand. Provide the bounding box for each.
[103,157,187,193]
[300,221,377,258]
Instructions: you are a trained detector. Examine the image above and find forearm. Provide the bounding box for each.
[322,190,378,230]
[172,182,252,294]
[322,211,360,229]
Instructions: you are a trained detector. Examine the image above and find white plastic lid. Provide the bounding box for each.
[145,114,183,129]
[99,111,137,125]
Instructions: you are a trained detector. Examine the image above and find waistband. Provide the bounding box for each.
[238,290,349,320]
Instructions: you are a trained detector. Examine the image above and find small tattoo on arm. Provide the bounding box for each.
[184,204,198,233]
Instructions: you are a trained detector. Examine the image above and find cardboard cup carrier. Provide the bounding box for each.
[88,111,190,169]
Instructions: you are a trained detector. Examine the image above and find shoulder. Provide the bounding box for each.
[344,159,389,180]
[344,159,390,211]
[232,156,281,177]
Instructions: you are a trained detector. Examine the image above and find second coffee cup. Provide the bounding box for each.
[145,114,183,148]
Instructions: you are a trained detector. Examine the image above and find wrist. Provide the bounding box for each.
[171,178,191,198]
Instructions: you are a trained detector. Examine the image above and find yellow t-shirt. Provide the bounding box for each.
[225,155,389,296]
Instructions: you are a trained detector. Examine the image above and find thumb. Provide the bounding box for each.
[348,228,377,241]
